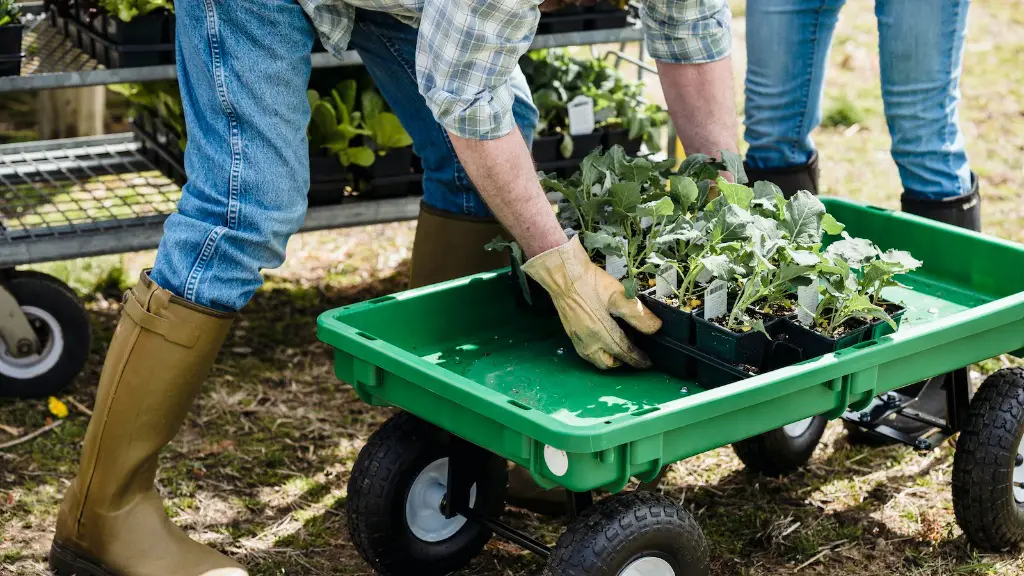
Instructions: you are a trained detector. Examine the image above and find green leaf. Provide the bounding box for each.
[824,232,878,268]
[719,150,748,184]
[821,213,845,235]
[336,80,357,114]
[782,190,827,245]
[340,146,375,167]
[370,112,413,151]
[677,153,712,177]
[559,133,573,159]
[700,254,741,281]
[310,100,337,132]
[667,175,699,213]
[636,197,675,220]
[713,204,755,242]
[608,182,642,214]
[622,277,638,299]
[361,89,386,124]
[880,249,923,271]
[307,90,320,108]
[717,179,753,210]
[582,231,625,257]
[788,249,821,267]
[751,180,781,213]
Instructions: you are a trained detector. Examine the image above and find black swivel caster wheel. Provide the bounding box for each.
[346,412,508,576]
[732,415,827,476]
[545,491,709,576]
[0,271,90,398]
[953,367,1024,551]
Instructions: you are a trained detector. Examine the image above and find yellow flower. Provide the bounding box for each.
[48,397,69,419]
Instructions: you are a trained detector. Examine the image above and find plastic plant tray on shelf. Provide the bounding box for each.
[317,197,1024,493]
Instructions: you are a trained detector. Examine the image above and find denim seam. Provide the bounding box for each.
[943,0,965,194]
[358,18,472,213]
[183,226,227,302]
[202,0,242,230]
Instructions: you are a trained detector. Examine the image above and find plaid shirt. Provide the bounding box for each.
[299,0,731,140]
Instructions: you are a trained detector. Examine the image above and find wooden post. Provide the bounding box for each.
[37,87,106,139]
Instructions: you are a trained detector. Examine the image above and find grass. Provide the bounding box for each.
[2,1,1024,574]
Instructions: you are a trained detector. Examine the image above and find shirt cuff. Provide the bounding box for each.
[424,83,517,141]
[642,0,732,64]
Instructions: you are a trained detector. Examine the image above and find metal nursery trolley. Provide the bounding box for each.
[318,198,1024,575]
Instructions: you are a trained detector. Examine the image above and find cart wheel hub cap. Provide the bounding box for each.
[0,306,63,380]
[1014,439,1024,504]
[619,556,675,576]
[783,417,814,438]
[405,457,476,543]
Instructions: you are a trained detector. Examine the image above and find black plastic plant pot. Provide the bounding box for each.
[308,155,351,207]
[694,313,773,369]
[0,23,24,56]
[106,10,170,45]
[0,56,21,78]
[603,128,642,155]
[869,302,907,340]
[536,13,587,34]
[90,11,106,36]
[639,294,695,346]
[570,130,604,159]
[368,146,414,179]
[621,322,751,389]
[532,134,562,163]
[586,11,629,30]
[783,318,871,361]
[594,0,623,12]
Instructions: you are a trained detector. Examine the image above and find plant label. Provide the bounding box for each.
[655,265,678,298]
[797,284,819,326]
[604,238,628,280]
[704,279,728,320]
[568,95,596,136]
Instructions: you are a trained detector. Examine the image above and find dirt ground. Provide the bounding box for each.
[2,1,1024,574]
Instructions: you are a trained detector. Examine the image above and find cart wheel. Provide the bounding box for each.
[731,415,827,476]
[952,367,1024,551]
[347,412,508,576]
[0,272,90,398]
[545,491,709,576]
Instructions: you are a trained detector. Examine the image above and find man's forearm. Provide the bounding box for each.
[449,130,567,258]
[658,57,739,159]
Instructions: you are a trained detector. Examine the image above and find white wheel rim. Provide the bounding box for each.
[0,306,64,380]
[783,417,814,438]
[619,556,675,576]
[405,457,476,543]
[1014,438,1024,504]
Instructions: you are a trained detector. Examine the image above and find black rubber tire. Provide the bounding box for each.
[0,272,90,398]
[952,367,1024,551]
[544,491,709,576]
[731,415,827,476]
[346,412,508,576]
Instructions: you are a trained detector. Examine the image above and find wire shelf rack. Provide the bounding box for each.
[0,133,422,267]
[0,7,645,93]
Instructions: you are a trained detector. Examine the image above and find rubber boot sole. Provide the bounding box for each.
[50,541,117,576]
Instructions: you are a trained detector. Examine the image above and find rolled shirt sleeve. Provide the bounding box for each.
[642,0,732,64]
[416,0,541,140]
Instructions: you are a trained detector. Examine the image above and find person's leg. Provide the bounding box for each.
[51,1,314,574]
[876,0,979,229]
[742,0,846,195]
[348,9,538,286]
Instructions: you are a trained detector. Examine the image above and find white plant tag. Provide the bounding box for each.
[568,95,596,136]
[703,279,728,320]
[796,284,819,326]
[605,238,628,280]
[696,268,713,284]
[655,265,678,298]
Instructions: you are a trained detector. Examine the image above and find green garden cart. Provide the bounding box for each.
[318,197,1024,575]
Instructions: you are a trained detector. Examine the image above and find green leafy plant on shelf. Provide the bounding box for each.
[109,82,186,151]
[0,0,22,27]
[100,0,173,22]
[308,80,374,168]
[360,88,413,156]
[487,146,923,339]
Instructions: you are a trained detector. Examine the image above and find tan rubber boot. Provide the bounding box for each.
[408,202,511,288]
[50,272,246,576]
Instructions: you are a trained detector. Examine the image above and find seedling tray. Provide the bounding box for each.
[63,8,173,68]
[318,197,1024,493]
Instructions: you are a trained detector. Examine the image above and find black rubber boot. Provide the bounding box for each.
[743,151,819,197]
[900,172,981,232]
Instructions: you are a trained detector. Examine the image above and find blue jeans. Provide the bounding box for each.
[743,0,972,199]
[152,2,537,312]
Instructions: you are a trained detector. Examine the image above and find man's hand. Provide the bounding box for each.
[523,236,662,369]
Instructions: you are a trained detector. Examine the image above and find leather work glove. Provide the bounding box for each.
[522,236,662,370]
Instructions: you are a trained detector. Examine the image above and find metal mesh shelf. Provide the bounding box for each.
[0,9,644,93]
[0,133,422,267]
